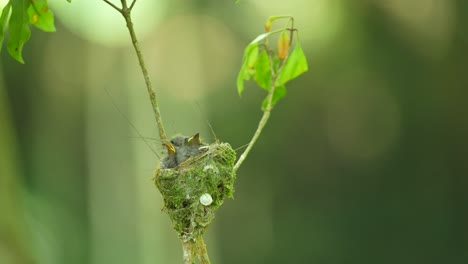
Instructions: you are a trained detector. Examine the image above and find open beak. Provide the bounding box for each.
[163,142,176,156]
[188,132,201,145]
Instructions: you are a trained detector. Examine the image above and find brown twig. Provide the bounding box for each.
[102,0,122,13]
[102,0,168,142]
[129,0,137,10]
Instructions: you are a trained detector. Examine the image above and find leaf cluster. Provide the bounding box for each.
[0,0,64,63]
[237,16,308,111]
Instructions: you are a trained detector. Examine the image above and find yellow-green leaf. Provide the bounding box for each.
[276,42,308,86]
[237,43,259,96]
[28,0,56,32]
[7,0,31,64]
[254,49,271,90]
[262,85,287,111]
[0,2,11,53]
[246,43,259,69]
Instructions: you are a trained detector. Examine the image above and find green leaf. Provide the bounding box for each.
[7,0,31,64]
[28,0,56,32]
[237,43,259,96]
[236,67,246,96]
[246,43,259,69]
[237,28,291,96]
[0,2,12,53]
[254,49,271,90]
[276,41,308,86]
[262,85,286,111]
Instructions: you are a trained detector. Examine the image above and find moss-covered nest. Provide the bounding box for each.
[153,142,236,241]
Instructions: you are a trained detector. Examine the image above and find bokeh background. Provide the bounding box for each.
[1,0,467,263]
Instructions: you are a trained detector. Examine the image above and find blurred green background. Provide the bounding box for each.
[1,0,467,263]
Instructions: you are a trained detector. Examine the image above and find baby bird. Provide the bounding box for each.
[171,132,205,165]
[160,133,205,168]
[160,142,178,169]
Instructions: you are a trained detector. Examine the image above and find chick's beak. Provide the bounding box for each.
[164,142,176,156]
[188,132,201,145]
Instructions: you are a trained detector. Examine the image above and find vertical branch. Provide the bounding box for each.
[103,0,168,142]
[182,240,195,264]
[197,237,211,264]
[122,12,167,141]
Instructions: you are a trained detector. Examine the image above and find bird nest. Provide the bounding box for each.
[153,142,236,242]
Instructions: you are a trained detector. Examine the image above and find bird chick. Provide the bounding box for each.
[160,142,178,169]
[170,132,205,165]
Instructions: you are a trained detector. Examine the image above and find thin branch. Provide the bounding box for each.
[107,0,168,142]
[102,0,122,13]
[129,0,137,10]
[233,109,271,173]
[197,237,211,264]
[182,241,194,264]
[234,22,295,172]
[120,0,127,9]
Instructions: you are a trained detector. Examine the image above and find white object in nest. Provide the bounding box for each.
[199,193,213,206]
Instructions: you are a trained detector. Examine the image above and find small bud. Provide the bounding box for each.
[200,193,213,206]
[265,19,272,32]
[277,31,290,60]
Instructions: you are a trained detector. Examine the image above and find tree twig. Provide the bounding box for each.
[197,237,211,264]
[102,0,122,13]
[129,0,137,10]
[104,0,168,142]
[182,240,194,264]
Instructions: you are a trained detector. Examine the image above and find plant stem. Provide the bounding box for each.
[103,0,168,142]
[234,23,295,173]
[233,110,270,173]
[197,237,211,264]
[103,0,121,12]
[182,240,194,264]
[233,62,283,173]
[122,3,167,141]
[181,237,211,264]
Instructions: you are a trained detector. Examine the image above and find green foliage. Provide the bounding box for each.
[7,0,31,64]
[237,43,258,95]
[276,42,308,86]
[28,0,56,32]
[237,16,308,111]
[0,0,57,63]
[254,49,271,90]
[262,84,286,111]
[0,2,11,53]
